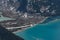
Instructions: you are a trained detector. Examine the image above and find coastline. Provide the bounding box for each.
[42,16,60,24]
[15,19,60,40]
[13,17,48,33]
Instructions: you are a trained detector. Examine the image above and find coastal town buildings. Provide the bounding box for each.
[0,0,60,32]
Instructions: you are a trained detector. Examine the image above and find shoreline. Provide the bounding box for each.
[13,17,48,33]
[13,24,36,33]
[42,16,60,24]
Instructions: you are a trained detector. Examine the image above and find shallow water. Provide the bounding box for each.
[16,20,60,40]
[0,15,14,21]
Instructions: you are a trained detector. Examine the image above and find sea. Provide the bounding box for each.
[16,19,60,40]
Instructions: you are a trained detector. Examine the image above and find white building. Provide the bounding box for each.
[23,12,28,18]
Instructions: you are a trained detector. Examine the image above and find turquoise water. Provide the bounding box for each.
[0,15,15,21]
[16,20,60,40]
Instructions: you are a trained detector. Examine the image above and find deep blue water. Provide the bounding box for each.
[0,25,23,40]
[16,20,60,40]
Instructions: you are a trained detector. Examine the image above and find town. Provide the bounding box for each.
[0,0,58,32]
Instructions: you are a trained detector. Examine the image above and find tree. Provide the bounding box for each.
[27,0,60,16]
